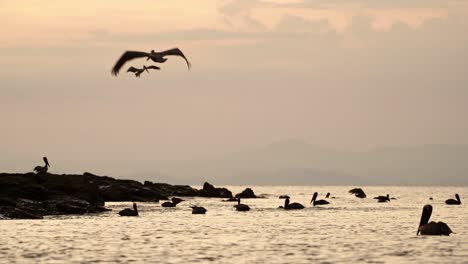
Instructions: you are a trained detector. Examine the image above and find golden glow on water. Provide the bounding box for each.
[1,186,467,263]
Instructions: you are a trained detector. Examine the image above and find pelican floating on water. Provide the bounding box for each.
[280,197,305,210]
[374,194,390,203]
[349,188,366,198]
[127,65,160,77]
[161,197,184,207]
[119,202,139,216]
[111,48,191,75]
[33,157,50,174]
[234,198,250,211]
[310,192,329,206]
[445,194,461,205]
[417,204,453,236]
[191,206,207,214]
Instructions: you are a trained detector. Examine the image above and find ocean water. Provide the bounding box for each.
[1,186,467,264]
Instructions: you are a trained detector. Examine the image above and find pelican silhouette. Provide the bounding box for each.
[310,192,329,206]
[119,202,139,216]
[280,197,304,210]
[233,197,250,211]
[374,194,390,203]
[349,188,366,198]
[191,206,207,214]
[33,157,50,174]
[445,194,461,205]
[127,65,160,77]
[417,204,452,236]
[161,197,184,208]
[111,48,191,75]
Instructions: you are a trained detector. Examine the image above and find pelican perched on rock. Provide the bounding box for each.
[161,197,184,207]
[310,192,329,206]
[234,198,250,212]
[111,48,191,75]
[445,194,461,205]
[374,194,390,203]
[417,204,452,236]
[127,65,160,77]
[33,157,50,174]
[280,197,305,210]
[191,206,207,214]
[119,202,139,216]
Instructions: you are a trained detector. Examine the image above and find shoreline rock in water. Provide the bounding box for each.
[0,172,233,219]
[235,188,258,198]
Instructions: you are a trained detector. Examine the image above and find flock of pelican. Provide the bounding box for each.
[111,48,191,78]
[32,157,461,236]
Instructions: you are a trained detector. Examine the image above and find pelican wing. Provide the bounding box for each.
[160,48,191,70]
[146,65,161,71]
[112,51,149,76]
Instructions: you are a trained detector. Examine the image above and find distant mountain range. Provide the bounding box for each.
[150,140,468,186]
[2,140,468,186]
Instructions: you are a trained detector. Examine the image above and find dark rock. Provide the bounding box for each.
[0,206,43,219]
[199,182,233,198]
[235,188,257,198]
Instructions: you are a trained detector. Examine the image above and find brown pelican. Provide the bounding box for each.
[349,188,366,198]
[445,194,461,205]
[111,48,191,75]
[127,65,160,77]
[417,204,453,236]
[33,157,50,174]
[310,192,330,206]
[280,197,305,210]
[234,198,250,211]
[161,197,184,207]
[374,194,390,203]
[191,206,207,214]
[118,202,139,216]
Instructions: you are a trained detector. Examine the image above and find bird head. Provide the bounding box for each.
[43,157,50,167]
[310,192,318,204]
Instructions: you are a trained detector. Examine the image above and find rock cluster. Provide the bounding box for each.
[0,172,234,219]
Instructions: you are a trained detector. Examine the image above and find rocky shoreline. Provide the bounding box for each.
[0,172,240,219]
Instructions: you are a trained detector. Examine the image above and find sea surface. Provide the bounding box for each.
[1,186,467,264]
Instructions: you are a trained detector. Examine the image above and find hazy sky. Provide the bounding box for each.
[1,0,468,178]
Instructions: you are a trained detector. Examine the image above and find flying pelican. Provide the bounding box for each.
[310,192,330,206]
[191,206,207,214]
[417,204,453,236]
[445,194,461,205]
[161,197,184,207]
[111,48,191,75]
[33,157,50,174]
[119,202,139,216]
[280,197,305,210]
[374,194,390,203]
[234,197,250,211]
[127,65,160,77]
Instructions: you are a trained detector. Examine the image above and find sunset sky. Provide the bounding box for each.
[1,0,468,179]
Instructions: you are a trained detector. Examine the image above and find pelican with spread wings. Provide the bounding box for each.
[127,65,160,77]
[111,48,191,76]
